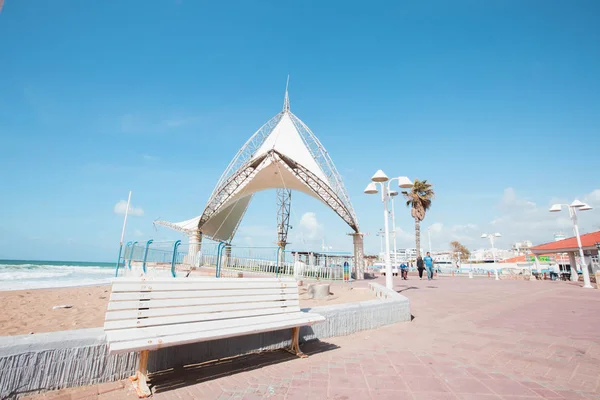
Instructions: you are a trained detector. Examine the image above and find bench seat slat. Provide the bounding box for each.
[105,300,300,321]
[110,287,298,301]
[112,280,295,292]
[104,306,301,330]
[106,311,319,343]
[107,293,298,311]
[108,312,325,354]
[112,277,291,284]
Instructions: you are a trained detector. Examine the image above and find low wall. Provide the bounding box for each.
[0,282,409,399]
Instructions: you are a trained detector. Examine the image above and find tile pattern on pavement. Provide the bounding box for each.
[23,276,600,400]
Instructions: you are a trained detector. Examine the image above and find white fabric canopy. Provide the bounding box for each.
[158,87,358,243]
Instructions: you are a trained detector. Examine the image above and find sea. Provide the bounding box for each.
[0,259,115,291]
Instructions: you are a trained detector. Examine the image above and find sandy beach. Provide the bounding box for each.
[0,283,375,336]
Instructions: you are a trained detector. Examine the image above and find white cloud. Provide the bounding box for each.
[298,212,324,241]
[113,200,144,216]
[584,189,600,206]
[429,222,444,233]
[134,229,144,237]
[142,154,159,161]
[451,223,477,232]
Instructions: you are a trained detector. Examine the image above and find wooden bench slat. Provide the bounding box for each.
[112,277,293,283]
[109,287,298,301]
[108,312,326,354]
[104,306,300,330]
[105,299,300,321]
[106,312,319,343]
[111,280,296,293]
[107,293,298,311]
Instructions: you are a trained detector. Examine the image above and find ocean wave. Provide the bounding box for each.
[0,265,114,276]
[0,263,112,270]
[0,271,73,280]
[0,278,114,291]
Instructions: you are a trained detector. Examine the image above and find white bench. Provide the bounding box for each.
[104,277,325,397]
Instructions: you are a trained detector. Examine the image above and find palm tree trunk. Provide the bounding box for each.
[415,219,421,257]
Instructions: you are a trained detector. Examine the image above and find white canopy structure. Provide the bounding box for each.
[156,84,359,244]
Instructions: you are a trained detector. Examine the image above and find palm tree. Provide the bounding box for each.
[402,179,435,258]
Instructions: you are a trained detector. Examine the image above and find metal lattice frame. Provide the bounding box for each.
[276,188,292,248]
[199,91,360,241]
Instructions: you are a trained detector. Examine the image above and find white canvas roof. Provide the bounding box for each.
[250,113,330,185]
[158,86,359,243]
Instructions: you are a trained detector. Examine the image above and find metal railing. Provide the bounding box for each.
[115,239,354,281]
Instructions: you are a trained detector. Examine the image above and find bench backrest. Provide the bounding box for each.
[104,277,300,332]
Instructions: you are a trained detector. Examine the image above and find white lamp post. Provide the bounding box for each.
[481,233,501,280]
[390,190,399,264]
[365,170,413,290]
[549,200,593,289]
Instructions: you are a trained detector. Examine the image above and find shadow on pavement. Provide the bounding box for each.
[149,340,339,394]
[396,286,419,293]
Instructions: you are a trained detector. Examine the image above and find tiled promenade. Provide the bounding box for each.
[27,276,600,399]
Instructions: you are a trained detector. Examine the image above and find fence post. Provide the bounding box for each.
[115,241,133,278]
[128,241,138,270]
[276,247,282,278]
[142,239,154,274]
[216,242,226,278]
[171,240,182,278]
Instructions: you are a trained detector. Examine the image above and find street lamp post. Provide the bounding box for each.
[376,229,385,256]
[549,200,593,289]
[390,191,399,264]
[481,233,501,280]
[365,170,413,290]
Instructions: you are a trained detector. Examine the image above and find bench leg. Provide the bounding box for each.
[287,327,308,358]
[129,350,152,398]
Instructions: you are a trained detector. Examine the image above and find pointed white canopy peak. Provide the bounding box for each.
[282,75,291,112]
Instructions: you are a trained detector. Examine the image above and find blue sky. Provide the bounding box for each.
[1,1,599,261]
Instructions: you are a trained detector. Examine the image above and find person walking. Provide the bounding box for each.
[424,252,434,280]
[416,256,425,280]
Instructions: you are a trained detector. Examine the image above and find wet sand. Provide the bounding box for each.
[0,283,375,336]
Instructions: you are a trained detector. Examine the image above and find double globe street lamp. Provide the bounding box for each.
[549,200,593,289]
[364,170,413,290]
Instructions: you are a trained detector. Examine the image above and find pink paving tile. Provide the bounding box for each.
[368,390,413,400]
[445,378,494,394]
[480,379,537,397]
[327,388,372,400]
[529,387,565,398]
[412,392,460,400]
[289,379,309,388]
[365,375,408,391]
[329,374,368,389]
[456,395,503,400]
[404,376,452,393]
[398,364,436,376]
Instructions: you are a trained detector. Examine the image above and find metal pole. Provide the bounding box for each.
[382,184,393,290]
[571,207,593,288]
[114,191,132,277]
[171,240,182,278]
[567,208,579,282]
[391,196,397,263]
[142,239,153,275]
[491,236,499,280]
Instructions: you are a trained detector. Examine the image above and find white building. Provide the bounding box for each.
[469,248,513,262]
[511,240,532,256]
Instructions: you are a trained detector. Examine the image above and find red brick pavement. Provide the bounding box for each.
[24,276,600,400]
